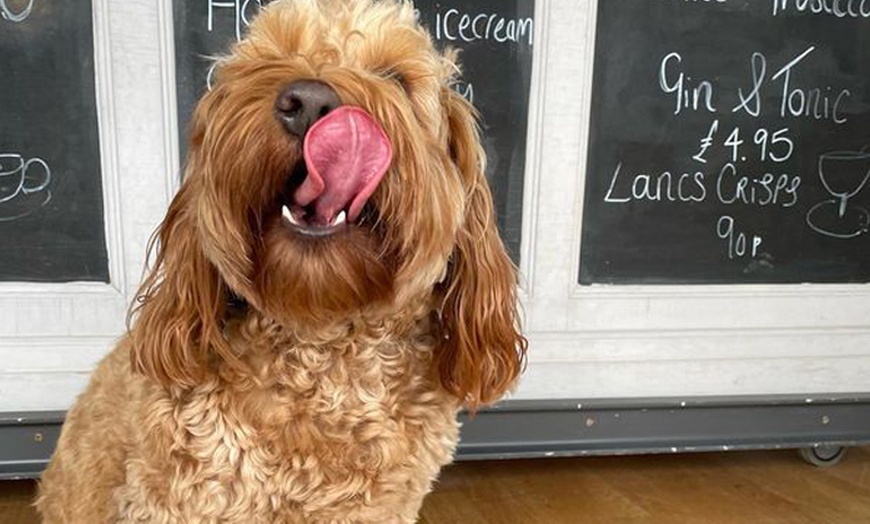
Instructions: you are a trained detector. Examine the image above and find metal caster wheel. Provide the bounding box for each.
[799,445,846,467]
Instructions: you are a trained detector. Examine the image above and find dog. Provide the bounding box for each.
[36,0,526,521]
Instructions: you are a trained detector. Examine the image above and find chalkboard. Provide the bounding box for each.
[173,0,534,261]
[0,0,107,283]
[581,1,870,285]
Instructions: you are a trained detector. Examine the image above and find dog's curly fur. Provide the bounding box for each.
[36,0,526,521]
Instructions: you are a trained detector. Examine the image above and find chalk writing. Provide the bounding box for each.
[205,0,264,89]
[1,0,33,23]
[772,0,870,17]
[693,125,795,165]
[770,46,851,123]
[604,163,707,204]
[433,8,534,46]
[0,152,51,221]
[201,1,521,108]
[582,0,870,283]
[693,120,719,163]
[207,0,262,41]
[454,81,474,103]
[717,215,763,260]
[659,52,717,115]
[604,43,861,265]
[733,53,765,117]
[664,47,853,124]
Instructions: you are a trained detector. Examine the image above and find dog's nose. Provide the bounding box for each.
[275,80,342,138]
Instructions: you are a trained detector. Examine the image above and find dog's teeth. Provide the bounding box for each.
[333,210,347,226]
[282,205,301,226]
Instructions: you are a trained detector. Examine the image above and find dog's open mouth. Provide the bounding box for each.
[280,106,392,237]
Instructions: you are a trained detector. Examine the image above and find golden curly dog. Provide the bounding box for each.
[36,0,526,521]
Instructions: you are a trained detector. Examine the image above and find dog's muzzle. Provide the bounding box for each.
[274,82,393,237]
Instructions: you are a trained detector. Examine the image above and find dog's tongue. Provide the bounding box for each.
[294,106,392,224]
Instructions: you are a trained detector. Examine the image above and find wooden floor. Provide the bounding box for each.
[3,448,870,523]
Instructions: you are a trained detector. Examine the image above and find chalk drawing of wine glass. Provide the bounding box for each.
[806,150,870,239]
[1,0,34,23]
[0,153,51,222]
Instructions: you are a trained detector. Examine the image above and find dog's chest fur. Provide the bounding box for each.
[115,319,460,523]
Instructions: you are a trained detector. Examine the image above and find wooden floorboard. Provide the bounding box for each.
[3,448,870,523]
[0,480,37,524]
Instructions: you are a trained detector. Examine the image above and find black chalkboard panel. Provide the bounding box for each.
[0,0,107,283]
[173,0,534,261]
[581,1,870,285]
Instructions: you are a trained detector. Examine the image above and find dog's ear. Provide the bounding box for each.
[129,180,235,389]
[435,87,528,411]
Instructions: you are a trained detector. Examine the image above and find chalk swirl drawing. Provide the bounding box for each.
[0,153,51,222]
[806,150,870,239]
[1,0,33,23]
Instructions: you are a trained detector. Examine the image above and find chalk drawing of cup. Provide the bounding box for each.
[1,0,34,23]
[0,153,50,204]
